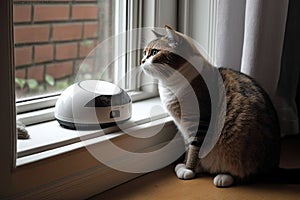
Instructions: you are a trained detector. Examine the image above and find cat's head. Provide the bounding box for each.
[141,25,201,82]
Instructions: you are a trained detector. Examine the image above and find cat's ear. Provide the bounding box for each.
[151,29,164,38]
[165,25,180,47]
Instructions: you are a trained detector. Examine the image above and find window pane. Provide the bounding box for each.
[13,0,116,100]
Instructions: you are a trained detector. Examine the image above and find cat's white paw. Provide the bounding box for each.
[213,174,234,187]
[174,163,196,180]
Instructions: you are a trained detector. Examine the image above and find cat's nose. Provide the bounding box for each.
[141,59,145,64]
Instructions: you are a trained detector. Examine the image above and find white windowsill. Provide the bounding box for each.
[17,97,171,166]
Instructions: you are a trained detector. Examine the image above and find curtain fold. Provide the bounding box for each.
[216,0,300,136]
[215,0,246,71]
[241,0,289,97]
[276,0,300,136]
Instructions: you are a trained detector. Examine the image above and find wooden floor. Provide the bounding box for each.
[90,136,300,200]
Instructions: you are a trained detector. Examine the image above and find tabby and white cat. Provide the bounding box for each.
[141,25,281,187]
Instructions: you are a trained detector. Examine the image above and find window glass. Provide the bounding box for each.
[13,0,116,100]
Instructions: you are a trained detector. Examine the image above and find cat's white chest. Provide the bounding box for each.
[158,85,173,111]
[158,83,200,144]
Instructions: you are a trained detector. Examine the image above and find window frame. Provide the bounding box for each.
[15,0,178,125]
[15,0,128,123]
[1,0,179,198]
[0,0,223,198]
[0,0,17,193]
[178,0,218,64]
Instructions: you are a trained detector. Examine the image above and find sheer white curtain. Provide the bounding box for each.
[215,0,299,136]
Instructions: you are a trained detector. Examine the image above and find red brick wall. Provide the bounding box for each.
[13,0,111,95]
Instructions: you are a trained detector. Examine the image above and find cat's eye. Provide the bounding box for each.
[150,49,159,56]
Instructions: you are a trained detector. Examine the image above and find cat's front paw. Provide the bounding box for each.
[174,163,196,180]
[213,174,234,187]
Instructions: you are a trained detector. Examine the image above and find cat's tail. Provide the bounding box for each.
[257,168,300,184]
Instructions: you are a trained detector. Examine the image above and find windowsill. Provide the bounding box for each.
[11,97,181,199]
[17,97,170,166]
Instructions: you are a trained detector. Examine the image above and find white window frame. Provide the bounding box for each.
[1,0,219,198]
[0,0,179,199]
[16,0,178,125]
[178,0,218,64]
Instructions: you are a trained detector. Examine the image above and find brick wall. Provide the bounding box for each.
[14,0,112,97]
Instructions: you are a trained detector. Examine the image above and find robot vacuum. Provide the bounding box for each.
[54,80,132,130]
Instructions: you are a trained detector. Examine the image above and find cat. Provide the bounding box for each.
[140,25,282,187]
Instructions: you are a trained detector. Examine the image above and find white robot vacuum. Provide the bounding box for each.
[54,80,132,130]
